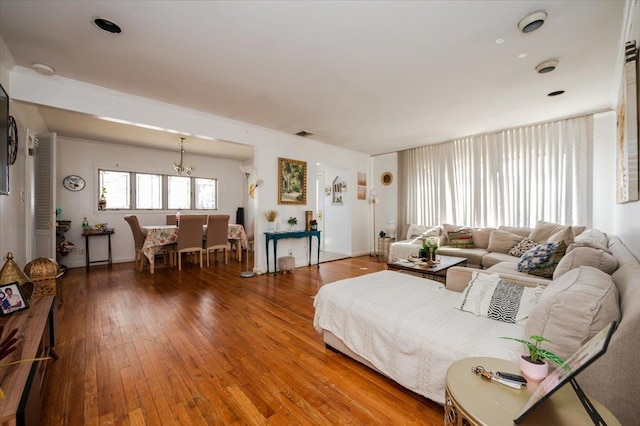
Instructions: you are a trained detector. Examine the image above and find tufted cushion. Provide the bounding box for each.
[517,241,562,273]
[553,247,618,279]
[488,230,523,254]
[525,266,620,362]
[509,237,537,257]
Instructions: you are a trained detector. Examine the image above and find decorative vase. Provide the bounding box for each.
[98,194,107,211]
[268,221,276,232]
[428,247,437,263]
[519,356,548,381]
[419,249,428,259]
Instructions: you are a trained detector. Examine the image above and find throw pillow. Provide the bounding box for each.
[517,241,562,273]
[455,272,543,324]
[553,247,618,279]
[528,221,569,243]
[509,237,537,257]
[448,229,474,248]
[470,227,495,249]
[574,228,609,247]
[527,241,567,278]
[547,227,574,246]
[487,230,523,253]
[525,266,620,362]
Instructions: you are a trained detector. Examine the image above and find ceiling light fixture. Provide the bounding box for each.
[174,137,195,175]
[91,16,122,34]
[32,63,55,75]
[518,11,547,34]
[536,59,559,74]
[547,90,565,97]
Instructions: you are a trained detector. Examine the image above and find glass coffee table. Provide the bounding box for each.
[387,255,467,282]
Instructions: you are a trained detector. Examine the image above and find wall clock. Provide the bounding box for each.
[8,116,18,165]
[63,175,86,191]
[381,172,393,186]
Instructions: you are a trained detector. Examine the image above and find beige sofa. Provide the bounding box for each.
[316,231,639,424]
[389,221,586,270]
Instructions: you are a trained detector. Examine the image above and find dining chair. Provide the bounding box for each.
[174,215,205,271]
[166,214,176,225]
[124,215,146,271]
[205,215,230,266]
[125,215,174,272]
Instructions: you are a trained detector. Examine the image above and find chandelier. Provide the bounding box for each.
[174,137,195,176]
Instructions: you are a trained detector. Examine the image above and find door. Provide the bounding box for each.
[34,133,56,259]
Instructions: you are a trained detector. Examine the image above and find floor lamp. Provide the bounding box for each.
[240,169,255,278]
[370,188,378,256]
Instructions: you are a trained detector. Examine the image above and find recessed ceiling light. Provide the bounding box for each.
[548,90,565,97]
[518,53,528,59]
[32,63,55,75]
[496,38,505,44]
[536,59,559,74]
[91,16,122,34]
[518,11,547,34]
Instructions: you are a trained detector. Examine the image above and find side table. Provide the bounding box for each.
[377,236,395,261]
[444,357,620,425]
[82,229,115,269]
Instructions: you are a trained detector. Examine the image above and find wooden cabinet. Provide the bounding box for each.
[0,296,56,426]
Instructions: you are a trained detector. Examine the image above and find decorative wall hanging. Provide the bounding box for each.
[332,176,344,205]
[278,157,307,205]
[381,172,393,186]
[8,116,18,165]
[357,172,367,200]
[63,175,86,191]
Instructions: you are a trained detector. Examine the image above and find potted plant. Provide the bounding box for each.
[287,216,298,231]
[264,209,279,232]
[419,236,440,263]
[501,335,565,381]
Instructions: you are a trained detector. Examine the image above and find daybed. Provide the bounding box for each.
[314,230,640,425]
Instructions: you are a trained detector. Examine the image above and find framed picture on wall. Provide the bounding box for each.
[278,157,307,205]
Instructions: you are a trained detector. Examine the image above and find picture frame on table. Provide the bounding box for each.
[278,157,307,205]
[0,282,29,316]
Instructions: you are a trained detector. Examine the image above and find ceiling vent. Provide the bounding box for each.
[518,11,547,34]
[547,90,565,97]
[536,60,558,74]
[92,17,122,34]
[295,131,314,137]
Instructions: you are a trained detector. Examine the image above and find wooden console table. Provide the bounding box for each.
[264,230,321,275]
[0,296,57,426]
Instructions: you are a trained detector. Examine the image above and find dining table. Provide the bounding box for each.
[141,223,248,273]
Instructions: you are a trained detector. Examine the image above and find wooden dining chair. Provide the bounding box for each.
[174,215,205,271]
[205,215,230,266]
[166,214,176,225]
[124,215,146,271]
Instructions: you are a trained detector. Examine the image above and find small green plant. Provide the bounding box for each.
[501,335,565,367]
[264,209,279,222]
[421,236,439,252]
[287,217,298,226]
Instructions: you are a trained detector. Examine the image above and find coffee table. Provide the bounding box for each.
[387,255,467,282]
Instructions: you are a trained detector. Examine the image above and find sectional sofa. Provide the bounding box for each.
[314,224,640,424]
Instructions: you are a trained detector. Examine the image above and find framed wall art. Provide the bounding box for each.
[278,157,307,205]
[617,41,639,203]
[0,282,29,316]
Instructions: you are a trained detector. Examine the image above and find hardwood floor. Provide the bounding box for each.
[41,255,444,425]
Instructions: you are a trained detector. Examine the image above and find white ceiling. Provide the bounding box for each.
[0,1,628,157]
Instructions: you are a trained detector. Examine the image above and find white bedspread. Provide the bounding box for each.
[313,270,524,404]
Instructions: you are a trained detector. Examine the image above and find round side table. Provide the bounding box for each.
[444,357,619,426]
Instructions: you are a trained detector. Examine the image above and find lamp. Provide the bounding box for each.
[240,168,256,278]
[370,188,378,256]
[249,178,264,199]
[174,137,195,176]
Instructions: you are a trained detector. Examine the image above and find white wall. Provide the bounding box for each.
[5,66,370,272]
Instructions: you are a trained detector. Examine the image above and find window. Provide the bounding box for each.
[99,169,218,211]
[168,176,191,210]
[99,170,130,209]
[195,178,217,210]
[136,173,162,209]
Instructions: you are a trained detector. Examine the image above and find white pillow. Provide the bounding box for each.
[455,272,543,324]
[406,224,428,239]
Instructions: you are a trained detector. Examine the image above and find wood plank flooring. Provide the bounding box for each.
[41,255,444,425]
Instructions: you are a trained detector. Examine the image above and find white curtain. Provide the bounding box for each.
[399,115,593,229]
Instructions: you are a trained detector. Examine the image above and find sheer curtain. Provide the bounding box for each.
[399,115,593,230]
